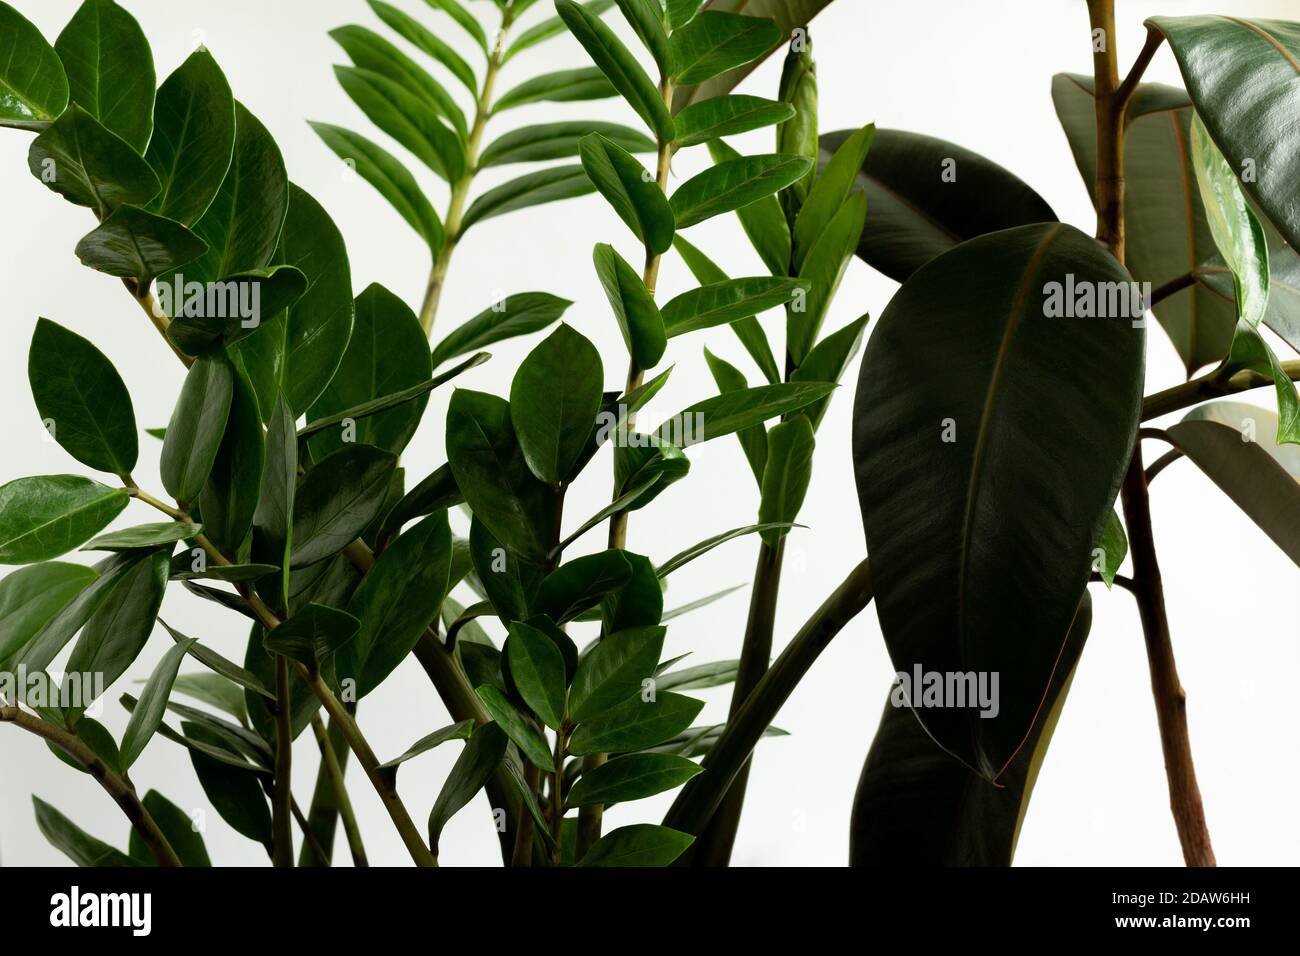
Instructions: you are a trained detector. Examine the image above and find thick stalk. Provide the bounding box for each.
[550,725,568,864]
[691,538,785,865]
[271,655,294,866]
[419,7,514,334]
[0,706,182,867]
[574,77,675,859]
[663,560,873,843]
[510,760,541,867]
[1142,360,1300,420]
[299,713,358,866]
[1087,0,1214,866]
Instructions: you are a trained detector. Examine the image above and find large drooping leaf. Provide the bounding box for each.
[0,562,97,665]
[1147,16,1300,253]
[579,133,674,254]
[669,10,781,86]
[851,594,1092,866]
[1166,414,1300,567]
[234,184,354,418]
[195,362,264,553]
[145,49,236,226]
[670,0,836,113]
[445,389,556,561]
[853,223,1144,777]
[54,0,154,150]
[160,353,235,504]
[27,105,159,214]
[481,121,654,167]
[28,318,137,475]
[289,445,397,569]
[74,206,207,288]
[308,284,432,460]
[330,24,467,137]
[431,292,571,368]
[0,476,128,564]
[0,2,68,129]
[510,324,604,483]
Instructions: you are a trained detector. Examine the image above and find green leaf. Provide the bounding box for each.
[29,317,138,475]
[83,521,200,551]
[119,637,196,770]
[556,0,674,143]
[653,380,833,447]
[130,791,211,866]
[0,2,68,129]
[162,619,274,699]
[0,476,128,564]
[553,474,662,553]
[1223,322,1300,445]
[663,276,805,337]
[33,796,138,867]
[1166,415,1300,567]
[703,348,765,484]
[577,823,693,866]
[569,624,664,722]
[758,416,814,544]
[445,389,555,561]
[1095,510,1127,589]
[145,49,236,226]
[670,10,781,85]
[656,659,738,690]
[671,153,813,229]
[264,603,360,668]
[510,324,604,483]
[160,353,234,503]
[578,133,674,254]
[460,165,594,231]
[793,123,872,271]
[46,716,120,775]
[54,0,153,150]
[290,445,397,569]
[169,560,278,583]
[569,691,703,755]
[593,243,667,370]
[481,121,654,167]
[662,585,745,621]
[252,391,295,603]
[851,593,1092,865]
[790,312,869,429]
[506,2,615,61]
[674,93,793,147]
[475,683,554,770]
[652,521,790,576]
[495,66,617,111]
[470,516,543,623]
[164,266,307,355]
[0,562,97,666]
[704,138,790,277]
[428,722,508,853]
[1148,16,1300,253]
[506,620,567,729]
[340,511,452,697]
[615,0,671,76]
[788,189,866,366]
[27,105,159,213]
[1183,400,1300,477]
[422,0,488,54]
[377,719,474,785]
[330,24,467,137]
[381,463,463,540]
[369,0,477,94]
[195,362,264,553]
[676,235,779,382]
[184,722,273,846]
[666,0,704,31]
[568,752,702,806]
[536,550,633,624]
[1191,113,1269,329]
[332,66,464,181]
[854,223,1144,777]
[601,551,663,631]
[234,183,355,417]
[74,205,207,288]
[432,291,570,368]
[308,284,433,459]
[611,434,690,515]
[776,42,817,223]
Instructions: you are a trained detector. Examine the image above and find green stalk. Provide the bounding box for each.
[309,714,368,867]
[271,654,294,866]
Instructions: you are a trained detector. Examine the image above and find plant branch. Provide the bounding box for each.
[271,655,294,866]
[1141,361,1300,420]
[1148,270,1198,308]
[1115,26,1164,107]
[0,705,182,867]
[306,714,367,866]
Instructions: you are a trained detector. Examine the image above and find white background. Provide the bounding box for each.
[1,0,1296,867]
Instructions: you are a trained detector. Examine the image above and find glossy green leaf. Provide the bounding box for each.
[446,389,555,560]
[1095,509,1127,588]
[1223,321,1300,445]
[469,516,542,623]
[252,391,295,602]
[422,0,488,54]
[653,380,833,448]
[670,10,781,85]
[330,24,467,137]
[568,691,703,755]
[46,716,120,775]
[74,206,207,288]
[145,50,236,226]
[333,66,464,181]
[704,138,790,278]
[130,791,211,866]
[854,223,1144,777]
[196,362,264,553]
[790,312,869,429]
[611,434,690,514]
[27,105,159,213]
[577,823,693,866]
[703,348,766,484]
[758,416,814,544]
[163,619,274,699]
[29,318,137,475]
[615,0,670,76]
[506,1,615,61]
[164,266,307,356]
[160,353,234,503]
[475,683,554,770]
[481,121,653,167]
[568,752,701,806]
[0,476,128,564]
[428,722,508,853]
[340,511,452,697]
[432,291,570,367]
[536,550,633,624]
[0,562,96,665]
[494,66,617,111]
[118,637,196,770]
[663,276,804,337]
[369,0,477,94]
[380,462,462,539]
[788,189,866,365]
[460,165,594,231]
[290,444,397,569]
[677,235,779,382]
[510,324,604,483]
[600,551,663,631]
[0,2,68,129]
[672,153,813,229]
[556,0,674,142]
[674,94,793,147]
[33,797,138,867]
[54,0,153,150]
[593,242,666,370]
[793,124,872,271]
[377,719,474,785]
[83,521,200,551]
[776,41,817,223]
[579,133,674,254]
[506,620,567,729]
[184,722,273,847]
[569,624,664,722]
[264,603,360,668]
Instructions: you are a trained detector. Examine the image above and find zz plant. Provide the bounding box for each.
[0,0,1296,869]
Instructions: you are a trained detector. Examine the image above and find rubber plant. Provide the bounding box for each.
[2,0,1297,870]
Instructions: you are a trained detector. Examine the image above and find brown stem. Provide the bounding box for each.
[0,706,182,867]
[271,655,294,866]
[1148,270,1198,308]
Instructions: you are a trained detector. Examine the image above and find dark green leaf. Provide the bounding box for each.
[290,445,397,569]
[577,823,693,866]
[506,620,567,729]
[510,324,604,482]
[653,380,833,447]
[74,205,207,288]
[568,752,702,806]
[330,24,467,136]
[569,624,664,722]
[460,165,594,231]
[495,66,617,111]
[184,722,273,846]
[674,93,793,147]
[580,133,675,253]
[475,683,554,770]
[0,562,96,666]
[663,276,804,336]
[788,189,866,365]
[470,516,543,623]
[377,719,474,785]
[616,0,671,75]
[758,416,814,544]
[656,522,799,576]
[593,242,666,369]
[656,659,738,690]
[536,550,633,625]
[83,521,200,551]
[428,722,508,853]
[196,362,264,553]
[381,463,463,539]
[569,691,703,754]
[790,312,869,429]
[333,65,464,181]
[27,105,159,213]
[55,0,153,150]
[369,0,477,94]
[119,637,195,769]
[33,796,138,867]
[0,3,68,129]
[162,619,274,699]
[432,291,571,368]
[160,353,234,503]
[670,10,781,85]
[0,476,128,564]
[671,153,813,229]
[163,266,307,356]
[677,235,779,382]
[793,123,872,271]
[130,791,211,866]
[264,603,360,668]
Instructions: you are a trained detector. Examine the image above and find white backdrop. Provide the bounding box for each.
[1,0,1296,867]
